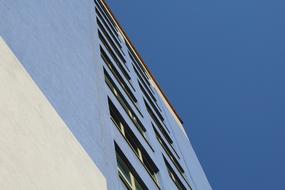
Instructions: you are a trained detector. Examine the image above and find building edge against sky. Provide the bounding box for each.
[0,0,212,190]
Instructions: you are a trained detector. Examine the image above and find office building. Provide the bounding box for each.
[0,0,212,189]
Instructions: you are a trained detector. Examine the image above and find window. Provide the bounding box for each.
[97,18,126,64]
[144,98,167,131]
[139,82,163,120]
[115,144,149,190]
[153,126,184,175]
[105,69,143,117]
[144,99,172,144]
[95,0,120,37]
[109,100,160,186]
[96,8,122,49]
[163,156,189,190]
[101,47,136,103]
[99,31,130,80]
[133,65,156,101]
[138,81,160,110]
[105,69,147,140]
[131,58,151,87]
[127,45,150,80]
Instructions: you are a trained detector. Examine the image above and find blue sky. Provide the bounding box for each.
[106,0,285,189]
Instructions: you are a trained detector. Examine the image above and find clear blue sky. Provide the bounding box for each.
[106,0,285,189]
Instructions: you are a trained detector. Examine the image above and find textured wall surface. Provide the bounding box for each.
[0,0,119,189]
[0,37,107,190]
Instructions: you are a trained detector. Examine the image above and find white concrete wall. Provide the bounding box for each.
[0,1,119,189]
[0,37,107,190]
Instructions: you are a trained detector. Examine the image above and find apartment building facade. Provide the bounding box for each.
[0,0,212,190]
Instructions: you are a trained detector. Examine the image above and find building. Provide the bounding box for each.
[0,0,212,190]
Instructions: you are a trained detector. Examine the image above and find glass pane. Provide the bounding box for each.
[120,179,131,190]
[134,180,144,190]
[117,155,132,183]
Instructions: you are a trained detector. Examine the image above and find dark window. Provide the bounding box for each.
[105,69,146,138]
[115,143,149,190]
[99,31,130,80]
[163,156,189,190]
[127,45,150,80]
[153,126,184,174]
[95,0,119,37]
[97,18,126,64]
[144,99,172,144]
[109,101,160,186]
[131,57,151,87]
[96,11,122,49]
[133,65,156,101]
[139,82,163,120]
[101,47,136,103]
[105,69,143,117]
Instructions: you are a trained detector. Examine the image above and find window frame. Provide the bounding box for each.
[115,143,149,190]
[109,101,160,187]
[163,156,190,190]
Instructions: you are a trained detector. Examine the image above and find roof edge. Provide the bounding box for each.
[100,0,184,125]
